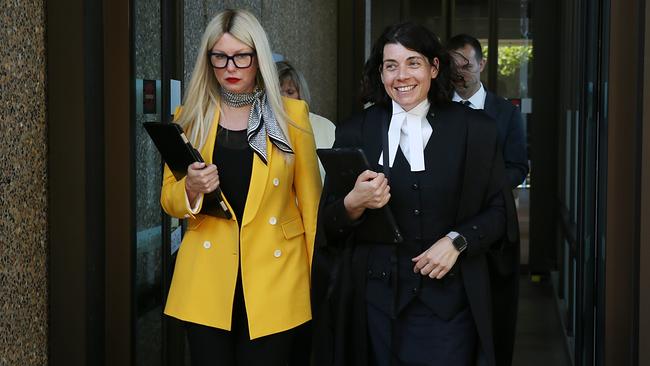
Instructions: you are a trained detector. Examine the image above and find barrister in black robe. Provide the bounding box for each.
[311,23,518,366]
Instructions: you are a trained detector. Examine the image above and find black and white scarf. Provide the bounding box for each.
[221,88,293,164]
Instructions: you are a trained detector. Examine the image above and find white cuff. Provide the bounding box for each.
[185,191,203,215]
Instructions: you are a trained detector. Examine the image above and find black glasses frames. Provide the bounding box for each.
[208,52,256,69]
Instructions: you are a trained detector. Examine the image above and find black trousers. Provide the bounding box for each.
[366,298,477,366]
[185,277,308,366]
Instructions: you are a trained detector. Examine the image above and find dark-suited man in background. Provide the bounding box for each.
[447,34,529,366]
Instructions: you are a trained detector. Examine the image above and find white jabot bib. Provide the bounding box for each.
[379,100,432,171]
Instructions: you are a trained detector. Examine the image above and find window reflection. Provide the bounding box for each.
[403,0,445,38]
[134,0,163,364]
[453,0,490,40]
[496,0,533,99]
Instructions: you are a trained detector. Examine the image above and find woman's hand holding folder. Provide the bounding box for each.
[185,162,220,207]
[342,170,391,220]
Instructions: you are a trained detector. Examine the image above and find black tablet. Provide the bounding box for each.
[317,147,372,196]
[317,148,403,244]
[143,122,232,220]
[143,122,202,181]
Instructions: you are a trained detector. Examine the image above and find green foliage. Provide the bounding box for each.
[482,44,533,77]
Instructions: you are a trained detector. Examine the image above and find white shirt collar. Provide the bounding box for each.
[393,98,430,118]
[379,99,432,171]
[452,83,487,110]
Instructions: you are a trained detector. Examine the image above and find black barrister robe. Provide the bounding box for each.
[311,102,519,366]
[483,91,526,366]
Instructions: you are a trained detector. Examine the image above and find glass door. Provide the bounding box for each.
[133,0,165,363]
[557,0,605,364]
[576,0,607,364]
[133,0,185,364]
[403,0,447,38]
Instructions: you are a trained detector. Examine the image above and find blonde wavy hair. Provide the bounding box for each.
[176,9,292,150]
[276,60,311,106]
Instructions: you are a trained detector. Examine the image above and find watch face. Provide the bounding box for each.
[453,236,467,251]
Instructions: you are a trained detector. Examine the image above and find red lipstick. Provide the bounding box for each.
[225,77,240,84]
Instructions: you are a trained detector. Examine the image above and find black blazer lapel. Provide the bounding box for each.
[455,108,486,224]
[361,105,391,170]
[483,90,499,121]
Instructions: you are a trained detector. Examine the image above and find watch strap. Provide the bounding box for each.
[446,231,467,253]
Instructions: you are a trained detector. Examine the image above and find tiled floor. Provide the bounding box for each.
[511,276,572,366]
[512,188,572,366]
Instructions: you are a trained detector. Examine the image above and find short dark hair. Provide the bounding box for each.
[360,22,454,108]
[446,34,483,61]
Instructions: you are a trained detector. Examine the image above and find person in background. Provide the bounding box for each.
[447,33,528,366]
[312,22,514,366]
[447,34,528,189]
[160,9,321,366]
[277,60,335,183]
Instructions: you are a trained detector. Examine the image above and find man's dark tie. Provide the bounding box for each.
[461,100,471,107]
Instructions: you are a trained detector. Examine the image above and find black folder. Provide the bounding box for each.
[143,122,232,219]
[317,148,403,243]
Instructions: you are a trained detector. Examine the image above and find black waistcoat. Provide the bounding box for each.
[364,120,470,320]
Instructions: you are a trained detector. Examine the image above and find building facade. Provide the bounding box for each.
[0,0,648,364]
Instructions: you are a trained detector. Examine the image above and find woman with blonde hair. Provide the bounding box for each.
[161,9,321,365]
[276,60,335,183]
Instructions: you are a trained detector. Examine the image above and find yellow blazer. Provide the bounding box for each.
[162,98,322,339]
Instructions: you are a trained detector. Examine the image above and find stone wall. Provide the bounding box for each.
[0,0,49,364]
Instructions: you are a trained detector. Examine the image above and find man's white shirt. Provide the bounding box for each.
[452,83,487,110]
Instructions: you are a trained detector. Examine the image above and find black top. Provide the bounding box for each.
[212,125,253,226]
